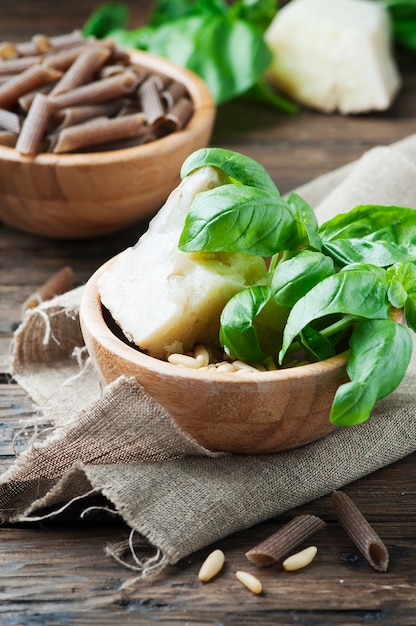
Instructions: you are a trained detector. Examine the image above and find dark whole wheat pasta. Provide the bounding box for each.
[16,35,51,57]
[0,64,62,109]
[51,112,146,153]
[0,31,194,154]
[0,55,42,76]
[53,101,123,130]
[22,266,75,312]
[246,515,326,566]
[50,44,112,97]
[165,97,194,130]
[331,490,389,572]
[18,82,58,112]
[16,92,56,155]
[161,80,188,108]
[0,108,21,133]
[47,30,86,52]
[138,75,165,126]
[51,69,138,109]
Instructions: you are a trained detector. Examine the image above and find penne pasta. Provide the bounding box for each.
[15,92,56,155]
[16,34,51,57]
[0,108,21,133]
[53,101,122,129]
[0,31,194,154]
[165,97,194,131]
[0,64,62,109]
[246,515,326,566]
[138,75,165,126]
[0,55,41,76]
[50,44,112,96]
[51,70,138,109]
[51,112,146,153]
[331,491,389,572]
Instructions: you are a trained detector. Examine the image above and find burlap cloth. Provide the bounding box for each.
[2,134,416,579]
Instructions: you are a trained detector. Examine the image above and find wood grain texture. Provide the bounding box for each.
[0,1,416,623]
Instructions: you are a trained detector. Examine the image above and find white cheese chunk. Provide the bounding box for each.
[98,166,268,359]
[265,0,401,114]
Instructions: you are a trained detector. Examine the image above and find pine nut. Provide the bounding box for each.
[168,353,204,368]
[282,546,318,571]
[235,570,263,595]
[198,549,225,582]
[216,362,237,373]
[194,344,210,367]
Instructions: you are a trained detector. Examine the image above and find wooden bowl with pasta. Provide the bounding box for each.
[80,256,349,454]
[0,44,215,239]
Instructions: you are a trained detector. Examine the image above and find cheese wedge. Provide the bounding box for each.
[98,166,269,359]
[265,0,401,114]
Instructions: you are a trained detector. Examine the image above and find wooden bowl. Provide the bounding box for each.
[80,257,350,454]
[0,50,215,239]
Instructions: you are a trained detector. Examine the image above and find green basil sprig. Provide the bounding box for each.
[177,147,416,427]
[83,1,298,111]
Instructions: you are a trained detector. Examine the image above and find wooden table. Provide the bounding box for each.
[1,2,416,624]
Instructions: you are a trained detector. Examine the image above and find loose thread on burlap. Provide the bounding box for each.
[17,487,100,522]
[105,528,170,584]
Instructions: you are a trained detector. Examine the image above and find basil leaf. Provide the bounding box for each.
[220,285,288,362]
[388,279,408,308]
[150,0,228,24]
[405,292,416,332]
[286,193,322,250]
[179,184,297,256]
[229,0,277,31]
[319,204,416,245]
[299,325,336,362]
[271,250,334,307]
[138,14,272,104]
[83,3,128,38]
[279,268,390,362]
[180,147,279,196]
[322,238,416,268]
[330,319,413,426]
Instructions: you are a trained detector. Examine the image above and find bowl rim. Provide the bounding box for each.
[80,255,349,385]
[0,48,215,166]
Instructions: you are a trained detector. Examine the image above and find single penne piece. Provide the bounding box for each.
[138,75,165,126]
[0,64,62,109]
[0,55,41,76]
[15,92,56,155]
[16,34,51,57]
[18,81,58,112]
[51,112,146,153]
[42,41,105,72]
[165,97,194,131]
[0,130,17,147]
[53,101,122,129]
[161,79,187,108]
[50,44,112,96]
[331,491,389,572]
[22,266,75,311]
[47,30,86,52]
[0,108,21,133]
[51,70,138,109]
[246,515,326,566]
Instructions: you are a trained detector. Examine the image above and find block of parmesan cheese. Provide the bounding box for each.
[265,0,401,114]
[98,166,269,359]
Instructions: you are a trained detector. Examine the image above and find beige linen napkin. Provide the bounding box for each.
[2,134,416,579]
